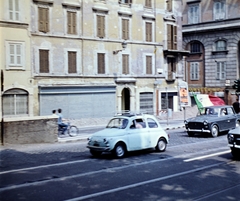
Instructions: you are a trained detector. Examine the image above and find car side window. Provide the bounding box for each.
[147,118,158,128]
[227,108,234,115]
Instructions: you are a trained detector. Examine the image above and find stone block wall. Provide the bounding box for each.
[0,116,58,145]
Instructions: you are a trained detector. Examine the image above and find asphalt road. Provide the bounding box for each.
[0,128,239,201]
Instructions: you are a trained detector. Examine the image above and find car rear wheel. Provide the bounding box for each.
[155,138,167,152]
[211,125,219,137]
[90,150,102,157]
[112,143,126,158]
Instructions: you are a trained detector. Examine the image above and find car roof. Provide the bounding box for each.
[114,111,154,118]
[204,105,231,109]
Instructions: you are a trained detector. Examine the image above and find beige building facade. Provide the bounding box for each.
[1,0,187,120]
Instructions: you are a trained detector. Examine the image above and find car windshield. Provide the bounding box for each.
[106,118,129,129]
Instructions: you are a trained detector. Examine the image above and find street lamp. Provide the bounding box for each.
[113,41,127,54]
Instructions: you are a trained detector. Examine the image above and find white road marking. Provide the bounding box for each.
[0,159,90,175]
[184,150,230,162]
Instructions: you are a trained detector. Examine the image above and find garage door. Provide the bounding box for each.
[140,92,153,114]
[39,86,116,118]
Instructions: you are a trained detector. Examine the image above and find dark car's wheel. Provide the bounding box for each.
[231,148,240,159]
[90,150,102,157]
[155,138,167,152]
[187,132,194,137]
[211,124,219,137]
[112,143,126,158]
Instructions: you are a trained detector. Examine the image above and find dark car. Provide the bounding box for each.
[227,127,240,159]
[184,105,240,137]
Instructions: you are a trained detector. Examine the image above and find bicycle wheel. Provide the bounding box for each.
[68,126,78,137]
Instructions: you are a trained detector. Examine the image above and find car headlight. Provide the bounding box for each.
[184,120,188,124]
[87,137,92,142]
[103,138,108,144]
[203,120,208,125]
[228,134,234,143]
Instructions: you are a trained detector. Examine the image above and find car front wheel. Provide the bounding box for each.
[112,143,126,158]
[211,124,219,137]
[155,138,167,152]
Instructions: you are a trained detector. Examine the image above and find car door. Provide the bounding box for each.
[127,118,149,150]
[146,118,160,147]
[226,107,237,129]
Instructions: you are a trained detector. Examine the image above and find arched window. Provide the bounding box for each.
[3,88,28,116]
[215,40,226,51]
[190,42,201,53]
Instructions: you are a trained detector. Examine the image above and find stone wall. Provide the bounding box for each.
[0,116,58,145]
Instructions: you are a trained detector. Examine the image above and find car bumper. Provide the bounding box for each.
[186,128,210,133]
[228,144,240,149]
[87,145,112,152]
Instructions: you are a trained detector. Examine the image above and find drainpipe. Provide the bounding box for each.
[1,70,4,145]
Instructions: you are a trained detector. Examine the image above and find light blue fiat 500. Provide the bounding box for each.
[87,112,169,158]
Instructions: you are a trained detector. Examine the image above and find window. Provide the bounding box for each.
[145,0,152,7]
[38,7,49,33]
[167,24,177,50]
[3,89,28,116]
[146,22,152,42]
[167,58,176,80]
[97,15,105,38]
[122,54,129,74]
[190,62,199,80]
[9,0,19,21]
[98,53,105,74]
[68,51,77,73]
[190,42,201,53]
[39,50,49,73]
[6,42,24,69]
[214,1,225,20]
[188,5,199,24]
[122,19,129,40]
[166,0,172,12]
[215,40,226,51]
[67,11,76,34]
[119,0,132,4]
[146,56,152,74]
[216,62,226,80]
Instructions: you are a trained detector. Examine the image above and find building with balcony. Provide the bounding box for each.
[1,0,187,120]
[182,0,240,104]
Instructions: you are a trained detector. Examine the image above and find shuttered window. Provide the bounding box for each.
[68,51,77,73]
[146,56,152,74]
[167,24,177,50]
[97,15,105,38]
[216,62,226,80]
[166,0,172,12]
[190,62,199,80]
[146,22,152,42]
[39,50,49,73]
[167,58,176,80]
[98,53,105,74]
[9,0,19,21]
[145,0,152,7]
[122,54,129,74]
[67,11,76,34]
[9,43,22,67]
[188,5,199,24]
[122,19,129,40]
[214,1,225,20]
[3,89,28,116]
[38,7,49,33]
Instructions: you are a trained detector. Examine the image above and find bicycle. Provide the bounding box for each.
[58,122,79,137]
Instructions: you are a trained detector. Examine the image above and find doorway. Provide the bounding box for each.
[121,88,130,111]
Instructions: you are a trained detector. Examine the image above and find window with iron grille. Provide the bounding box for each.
[190,62,199,80]
[146,22,152,42]
[3,89,28,116]
[9,0,20,21]
[166,0,172,12]
[215,40,226,51]
[97,15,105,38]
[67,11,76,34]
[122,54,129,74]
[145,0,152,7]
[216,62,226,80]
[167,24,177,50]
[68,51,77,73]
[39,50,49,73]
[98,53,105,74]
[38,7,49,33]
[122,19,129,40]
[146,56,152,74]
[214,1,225,20]
[188,5,199,24]
[190,42,201,53]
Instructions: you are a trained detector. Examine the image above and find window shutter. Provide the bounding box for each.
[146,22,152,42]
[167,24,172,49]
[122,55,129,74]
[16,44,21,65]
[39,7,49,32]
[122,19,129,40]
[173,26,177,50]
[146,0,151,7]
[9,0,13,20]
[146,56,152,74]
[39,50,49,73]
[72,12,76,34]
[15,0,19,20]
[167,0,172,12]
[68,52,77,73]
[98,53,105,74]
[97,15,105,38]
